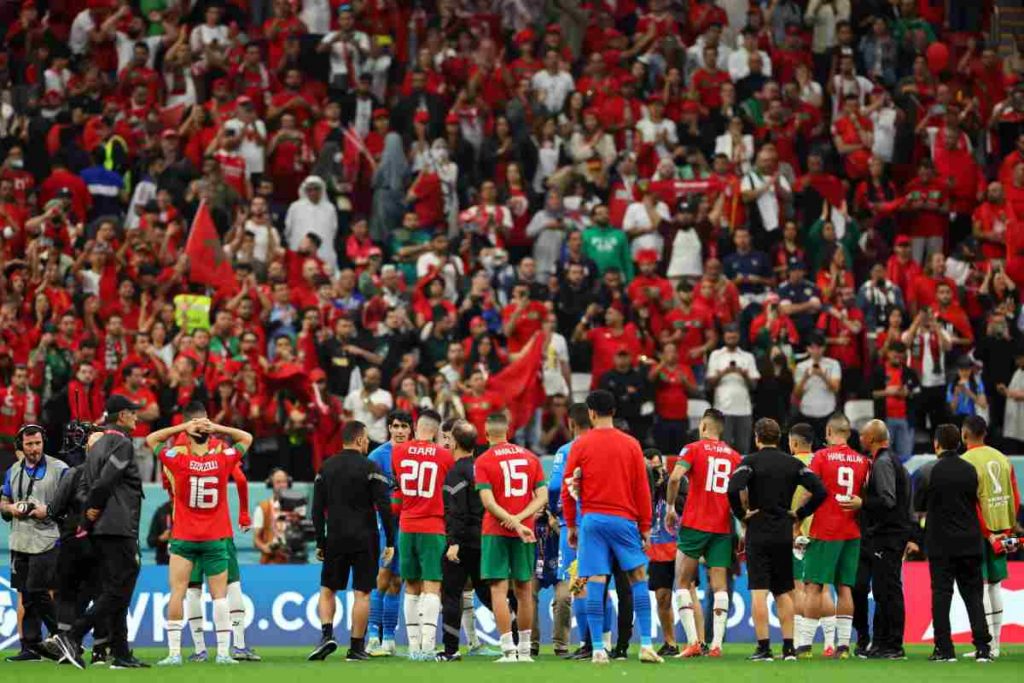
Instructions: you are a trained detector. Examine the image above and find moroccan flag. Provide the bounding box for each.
[185,201,235,292]
[486,332,545,433]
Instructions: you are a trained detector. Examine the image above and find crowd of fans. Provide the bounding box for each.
[0,0,1023,482]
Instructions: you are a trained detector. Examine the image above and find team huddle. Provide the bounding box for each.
[38,389,1020,667]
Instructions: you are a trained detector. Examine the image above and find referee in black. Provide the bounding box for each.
[728,418,825,662]
[309,421,396,662]
[913,424,991,662]
[438,419,493,661]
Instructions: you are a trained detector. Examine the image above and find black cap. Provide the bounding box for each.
[56,187,72,199]
[787,257,806,270]
[807,332,826,347]
[955,355,974,369]
[105,395,141,414]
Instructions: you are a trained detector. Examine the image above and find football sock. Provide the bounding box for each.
[212,597,231,659]
[500,631,515,657]
[801,617,819,648]
[821,615,836,649]
[404,594,421,652]
[351,636,365,654]
[518,629,531,659]
[674,589,698,645]
[461,590,478,647]
[757,638,770,652]
[166,620,184,658]
[631,581,653,648]
[712,591,728,649]
[986,583,1003,651]
[185,587,206,654]
[227,582,246,649]
[383,592,400,643]
[794,615,807,648]
[419,592,441,653]
[322,623,333,640]
[586,583,605,652]
[368,589,383,642]
[573,598,591,646]
[836,615,853,649]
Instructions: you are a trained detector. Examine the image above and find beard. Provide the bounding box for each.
[189,432,209,444]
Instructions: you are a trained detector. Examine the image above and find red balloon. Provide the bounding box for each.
[926,42,949,75]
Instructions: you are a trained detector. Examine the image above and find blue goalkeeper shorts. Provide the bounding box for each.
[576,513,648,578]
[557,524,576,581]
[377,518,400,574]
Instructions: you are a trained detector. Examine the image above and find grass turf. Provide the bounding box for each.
[8,645,1017,681]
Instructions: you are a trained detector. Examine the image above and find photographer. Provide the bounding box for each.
[0,424,67,661]
[253,468,296,564]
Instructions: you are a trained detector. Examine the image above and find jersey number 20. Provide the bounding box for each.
[400,461,439,497]
[189,476,218,509]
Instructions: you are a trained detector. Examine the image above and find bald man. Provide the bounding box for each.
[851,420,913,660]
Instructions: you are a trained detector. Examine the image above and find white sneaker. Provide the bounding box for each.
[639,646,664,664]
[367,637,380,652]
[494,653,519,663]
[369,640,395,657]
[592,650,610,665]
[517,654,534,663]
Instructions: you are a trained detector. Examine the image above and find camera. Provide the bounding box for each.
[60,420,103,467]
[274,489,316,563]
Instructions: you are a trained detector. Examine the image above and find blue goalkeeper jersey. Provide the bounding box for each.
[549,439,582,527]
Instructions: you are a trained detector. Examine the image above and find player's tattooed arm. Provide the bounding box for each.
[664,460,689,530]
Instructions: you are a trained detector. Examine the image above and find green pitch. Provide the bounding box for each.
[8,646,1018,681]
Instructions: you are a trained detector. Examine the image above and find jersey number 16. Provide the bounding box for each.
[189,476,219,509]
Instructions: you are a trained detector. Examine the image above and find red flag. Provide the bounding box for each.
[486,333,545,433]
[184,202,236,292]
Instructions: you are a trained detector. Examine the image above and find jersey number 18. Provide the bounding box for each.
[705,457,732,494]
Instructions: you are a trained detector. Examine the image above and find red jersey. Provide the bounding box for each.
[809,444,870,541]
[663,304,714,359]
[560,427,652,533]
[677,439,741,534]
[393,439,454,534]
[501,300,547,353]
[462,391,506,445]
[158,438,244,542]
[0,387,39,439]
[474,442,545,537]
[652,364,696,421]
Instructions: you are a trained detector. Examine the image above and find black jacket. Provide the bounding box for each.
[862,447,914,549]
[598,368,648,423]
[443,456,484,550]
[728,447,826,544]
[312,449,395,552]
[49,464,86,541]
[913,452,984,559]
[147,501,173,565]
[81,425,144,538]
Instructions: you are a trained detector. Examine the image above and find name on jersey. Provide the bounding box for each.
[406,446,438,456]
[189,459,221,473]
[824,453,863,464]
[494,446,521,457]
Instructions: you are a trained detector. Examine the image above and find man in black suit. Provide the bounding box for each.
[913,424,992,662]
[339,73,381,134]
[391,70,445,142]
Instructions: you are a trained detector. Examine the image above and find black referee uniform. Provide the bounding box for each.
[728,447,825,595]
[313,448,396,593]
[440,453,492,658]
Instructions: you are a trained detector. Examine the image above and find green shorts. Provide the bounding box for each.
[793,553,805,582]
[398,532,446,582]
[677,526,734,568]
[982,543,1009,583]
[481,534,535,582]
[170,538,230,577]
[803,538,859,587]
[188,538,240,584]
